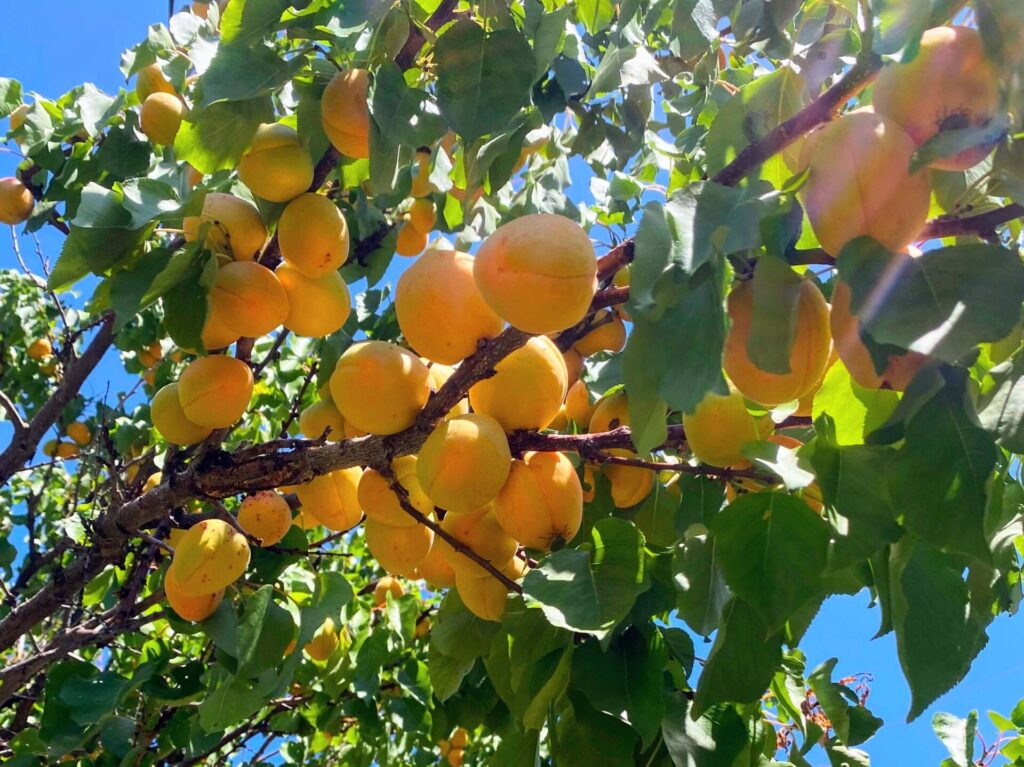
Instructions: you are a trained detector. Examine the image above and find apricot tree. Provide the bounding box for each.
[1,0,1024,765]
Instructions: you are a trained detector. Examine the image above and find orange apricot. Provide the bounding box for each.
[0,177,34,225]
[416,413,512,512]
[177,356,253,428]
[365,517,434,577]
[468,336,567,431]
[169,519,250,596]
[572,309,627,356]
[682,389,761,468]
[299,399,346,441]
[440,504,518,577]
[164,567,223,622]
[237,123,313,203]
[373,575,405,607]
[358,455,433,528]
[294,467,363,532]
[211,261,289,338]
[238,490,292,546]
[183,193,267,262]
[277,193,350,277]
[494,451,583,551]
[276,262,351,338]
[151,382,214,445]
[140,92,185,145]
[329,341,431,435]
[321,69,370,159]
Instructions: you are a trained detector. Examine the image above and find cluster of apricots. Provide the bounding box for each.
[438,727,470,766]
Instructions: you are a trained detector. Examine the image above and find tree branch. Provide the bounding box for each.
[920,203,1024,239]
[394,0,459,70]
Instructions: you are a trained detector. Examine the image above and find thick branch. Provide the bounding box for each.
[394,0,459,69]
[920,203,1024,239]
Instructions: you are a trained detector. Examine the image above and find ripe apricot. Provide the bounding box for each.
[183,193,267,262]
[395,222,429,257]
[329,341,431,435]
[455,563,515,621]
[682,389,761,468]
[211,261,289,338]
[238,490,291,546]
[474,213,598,334]
[416,536,457,588]
[411,150,433,198]
[873,26,1000,170]
[299,400,346,441]
[276,263,351,338]
[201,292,242,351]
[358,455,433,528]
[277,193,349,277]
[152,382,214,445]
[305,617,339,661]
[365,517,434,576]
[581,464,596,502]
[164,567,223,622]
[66,422,91,446]
[0,177,34,225]
[416,414,512,512]
[723,277,832,407]
[563,348,584,387]
[450,728,469,749]
[374,575,405,607]
[589,390,630,433]
[169,519,250,596]
[468,336,567,431]
[237,123,313,203]
[798,110,930,255]
[448,749,465,767]
[440,504,518,576]
[572,310,626,356]
[27,337,51,360]
[140,92,185,145]
[177,356,253,428]
[426,363,470,418]
[395,249,504,365]
[495,452,583,551]
[321,68,370,159]
[564,380,594,426]
[294,467,363,532]
[407,198,437,234]
[135,63,175,101]
[602,449,654,508]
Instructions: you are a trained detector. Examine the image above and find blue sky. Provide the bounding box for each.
[1,2,1022,764]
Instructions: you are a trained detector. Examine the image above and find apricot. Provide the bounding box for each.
[164,567,223,622]
[395,223,429,257]
[183,193,267,262]
[44,440,79,459]
[450,728,469,749]
[448,748,465,767]
[416,414,512,512]
[374,575,405,607]
[211,261,289,338]
[581,463,596,502]
[27,337,51,360]
[276,263,351,338]
[494,452,583,550]
[564,380,594,426]
[468,336,567,431]
[329,341,431,435]
[294,467,363,532]
[140,92,185,146]
[440,504,518,577]
[563,348,584,387]
[177,356,254,428]
[201,293,242,351]
[410,149,433,198]
[143,472,162,492]
[455,562,517,621]
[474,213,598,334]
[66,422,91,446]
[416,536,457,588]
[602,449,654,508]
[589,390,630,433]
[396,249,505,365]
[152,382,214,445]
[299,399,346,441]
[798,110,930,255]
[572,310,627,356]
[723,276,832,407]
[682,389,761,468]
[237,123,313,203]
[169,519,250,596]
[305,617,339,661]
[321,68,370,159]
[138,341,163,368]
[0,177,34,225]
[277,193,350,277]
[365,517,434,576]
[238,490,291,546]
[407,198,437,234]
[358,455,433,527]
[135,63,175,101]
[426,363,470,418]
[873,26,1000,171]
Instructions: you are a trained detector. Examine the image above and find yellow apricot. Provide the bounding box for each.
[294,467,363,532]
[572,310,626,356]
[426,363,470,418]
[602,449,654,508]
[365,517,434,576]
[237,123,313,203]
[564,380,594,426]
[474,213,598,334]
[358,455,433,528]
[152,382,214,445]
[211,261,289,339]
[277,193,350,277]
[294,509,320,531]
[27,337,51,360]
[140,92,185,146]
[440,504,518,577]
[873,26,1000,171]
[416,414,512,512]
[276,263,351,338]
[589,390,630,433]
[329,341,431,435]
[177,356,254,428]
[396,223,429,257]
[169,519,250,596]
[411,150,433,198]
[395,249,504,365]
[305,617,339,661]
[143,471,162,492]
[321,68,370,159]
[42,439,59,458]
[682,389,761,468]
[299,399,346,441]
[201,292,242,351]
[52,442,79,459]
[415,615,432,637]
[468,336,567,431]
[416,536,457,588]
[238,490,291,546]
[407,198,437,234]
[183,193,267,262]
[563,348,584,387]
[164,567,223,622]
[450,728,469,749]
[135,63,175,101]
[374,575,405,607]
[455,565,514,622]
[494,452,583,551]
[0,177,34,225]
[66,422,91,446]
[723,277,832,407]
[344,420,367,439]
[798,111,930,255]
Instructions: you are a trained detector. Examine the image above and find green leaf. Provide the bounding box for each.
[891,540,990,721]
[428,642,475,703]
[910,114,1010,173]
[932,711,977,767]
[809,659,884,746]
[173,97,273,175]
[58,671,129,726]
[588,45,668,96]
[295,570,354,650]
[634,480,682,548]
[744,256,804,374]
[198,665,275,732]
[39,661,97,755]
[523,517,648,643]
[838,239,1024,363]
[198,44,305,107]
[491,727,540,767]
[741,440,815,490]
[812,363,900,445]
[162,251,215,351]
[577,0,615,35]
[524,1,571,80]
[521,645,573,730]
[0,77,22,118]
[979,355,1024,452]
[662,693,750,767]
[672,531,730,637]
[219,0,291,47]
[434,19,535,143]
[692,599,783,716]
[710,492,829,632]
[235,586,293,677]
[672,0,719,60]
[557,693,639,766]
[370,61,447,150]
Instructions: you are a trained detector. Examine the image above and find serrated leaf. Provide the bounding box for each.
[198,43,305,107]
[672,532,730,637]
[370,61,447,150]
[980,355,1024,452]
